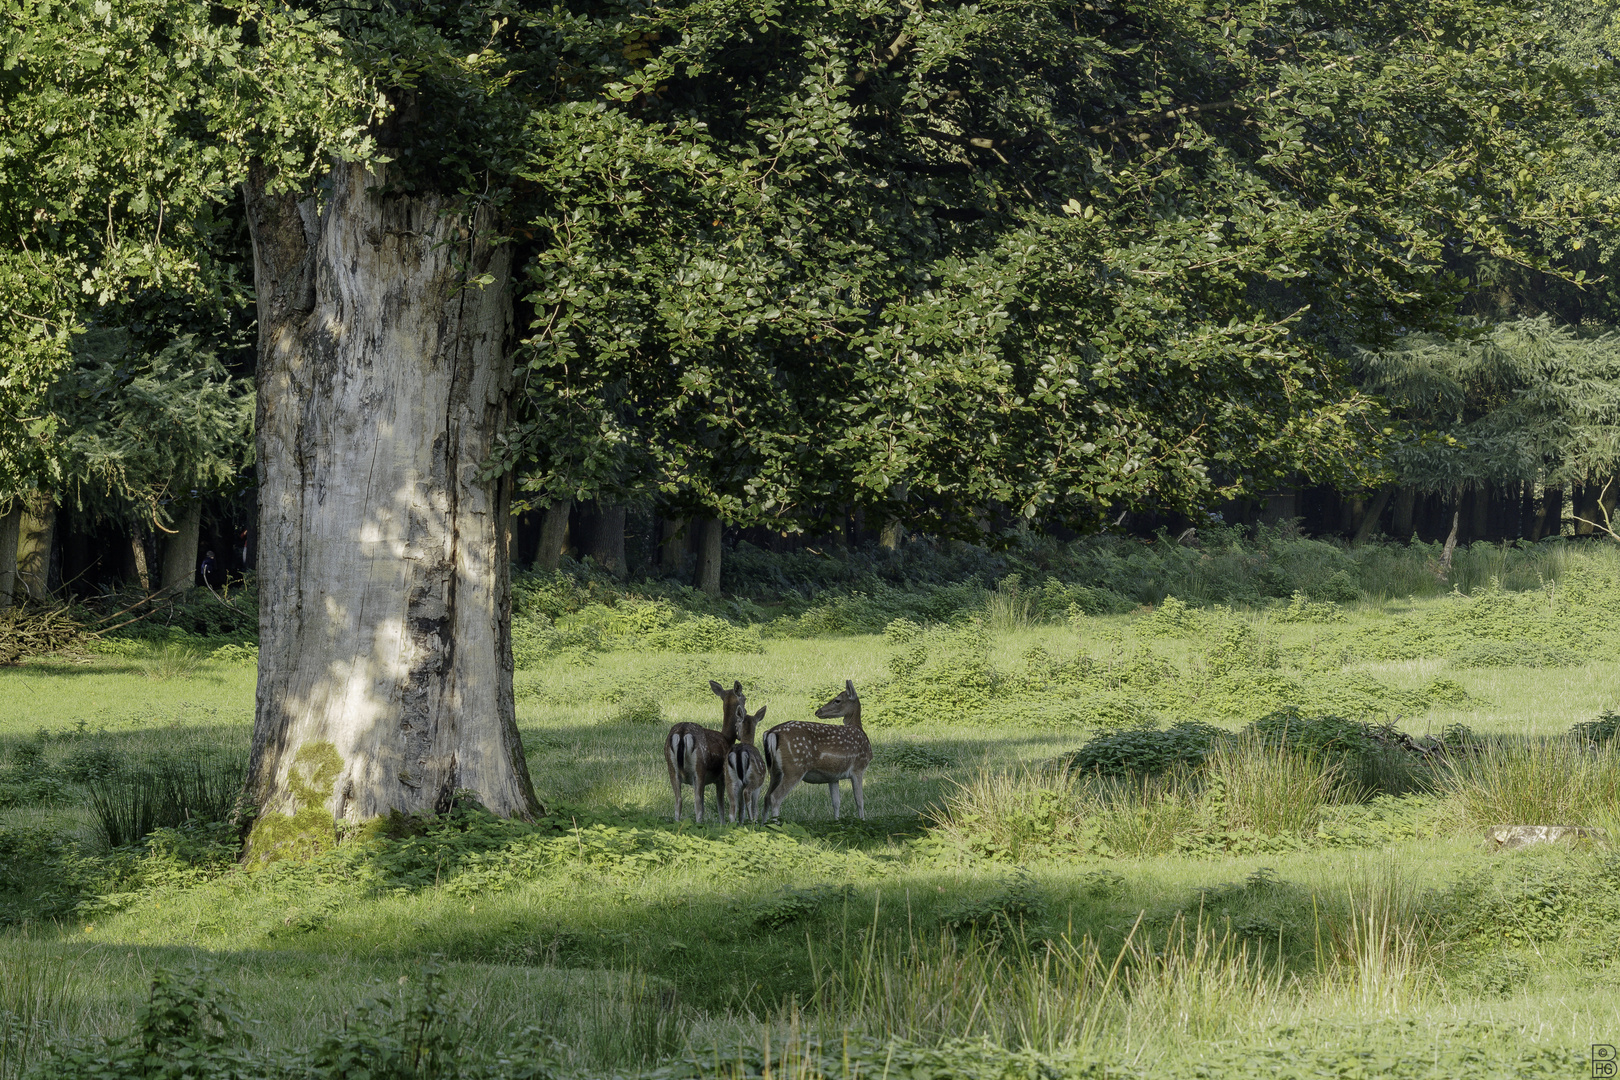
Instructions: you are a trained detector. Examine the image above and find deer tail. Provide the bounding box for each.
[675,732,687,776]
[763,731,778,775]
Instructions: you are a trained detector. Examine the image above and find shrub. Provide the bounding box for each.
[1062,722,1227,780]
[879,623,999,725]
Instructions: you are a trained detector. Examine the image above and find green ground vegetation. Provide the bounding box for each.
[4,536,1620,1078]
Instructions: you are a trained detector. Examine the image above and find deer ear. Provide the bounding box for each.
[733,680,743,693]
[754,705,767,721]
[710,680,725,696]
[845,680,856,693]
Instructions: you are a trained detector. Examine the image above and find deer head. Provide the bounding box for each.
[814,681,861,724]
[710,678,746,741]
[737,704,767,745]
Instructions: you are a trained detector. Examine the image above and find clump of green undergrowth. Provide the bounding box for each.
[1446,737,1620,832]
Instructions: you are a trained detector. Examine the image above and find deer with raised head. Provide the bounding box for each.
[725,704,768,823]
[762,681,872,821]
[664,679,744,823]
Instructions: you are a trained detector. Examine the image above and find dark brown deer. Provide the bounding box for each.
[664,680,744,823]
[725,704,768,824]
[762,681,872,821]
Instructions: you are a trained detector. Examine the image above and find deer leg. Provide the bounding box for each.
[665,751,683,823]
[764,769,805,821]
[851,772,866,820]
[828,781,842,820]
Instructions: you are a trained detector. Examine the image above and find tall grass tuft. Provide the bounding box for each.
[1444,735,1620,831]
[1204,735,1344,836]
[1312,868,1439,1014]
[0,945,77,1080]
[139,641,206,680]
[983,573,1036,634]
[1119,914,1286,1042]
[86,751,245,848]
[1086,772,1200,858]
[928,765,1087,861]
[807,905,1123,1054]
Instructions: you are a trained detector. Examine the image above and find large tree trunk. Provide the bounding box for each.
[242,161,539,852]
[696,517,723,595]
[17,496,54,600]
[159,500,202,592]
[534,501,571,572]
[0,500,18,609]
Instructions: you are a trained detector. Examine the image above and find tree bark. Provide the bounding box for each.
[1439,498,1461,577]
[535,500,571,572]
[160,500,202,592]
[660,517,688,575]
[580,500,626,576]
[17,497,54,600]
[1391,486,1416,540]
[242,160,539,844]
[128,525,152,591]
[696,517,723,595]
[1575,483,1598,536]
[0,500,18,609]
[1535,488,1561,540]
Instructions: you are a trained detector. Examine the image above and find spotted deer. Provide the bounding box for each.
[762,681,872,821]
[664,680,744,823]
[725,704,768,824]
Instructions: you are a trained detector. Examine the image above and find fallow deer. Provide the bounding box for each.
[664,680,744,823]
[726,704,768,824]
[762,681,872,821]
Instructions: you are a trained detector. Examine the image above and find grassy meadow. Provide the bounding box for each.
[5,534,1620,1078]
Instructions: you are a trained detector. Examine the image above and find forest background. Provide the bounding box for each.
[8,0,1620,1077]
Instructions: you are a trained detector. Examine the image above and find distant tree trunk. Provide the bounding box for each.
[129,525,152,591]
[580,501,626,576]
[242,159,539,849]
[1598,477,1620,535]
[696,518,723,595]
[1470,484,1490,542]
[660,517,688,575]
[1574,482,1597,535]
[160,500,202,592]
[1353,488,1394,544]
[1391,487,1417,540]
[0,500,18,609]
[17,497,53,601]
[1519,483,1537,540]
[1440,493,1461,576]
[1538,485,1564,539]
[880,518,905,549]
[535,501,571,572]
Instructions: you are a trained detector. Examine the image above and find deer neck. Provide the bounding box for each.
[841,703,863,729]
[720,709,739,744]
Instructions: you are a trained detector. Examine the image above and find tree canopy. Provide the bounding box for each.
[1,0,1611,531]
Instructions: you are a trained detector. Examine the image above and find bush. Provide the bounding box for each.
[1062,722,1227,780]
[878,623,999,725]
